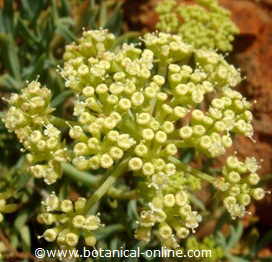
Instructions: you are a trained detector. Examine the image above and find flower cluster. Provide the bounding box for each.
[4,28,265,248]
[38,193,101,247]
[155,0,239,52]
[61,31,243,174]
[214,155,265,219]
[3,81,69,184]
[59,30,260,247]
[135,181,202,248]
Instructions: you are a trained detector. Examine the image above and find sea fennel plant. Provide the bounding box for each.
[3,30,265,249]
[155,0,239,52]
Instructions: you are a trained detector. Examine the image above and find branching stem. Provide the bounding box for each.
[168,156,216,184]
[84,158,129,212]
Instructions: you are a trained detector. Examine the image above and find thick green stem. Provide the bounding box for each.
[158,62,168,77]
[84,158,129,212]
[107,187,138,200]
[168,156,216,184]
[96,224,125,241]
[49,116,78,129]
[49,116,69,128]
[62,163,103,187]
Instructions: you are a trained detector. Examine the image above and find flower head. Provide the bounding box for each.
[155,0,239,52]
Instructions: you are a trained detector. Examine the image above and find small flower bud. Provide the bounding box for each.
[43,228,58,242]
[179,204,192,216]
[212,98,225,109]
[248,173,260,185]
[37,140,46,151]
[82,86,95,97]
[100,154,114,169]
[109,147,124,160]
[227,171,241,183]
[107,130,119,142]
[174,106,188,118]
[85,215,101,231]
[157,92,168,101]
[155,131,167,144]
[135,144,148,157]
[65,232,79,247]
[159,224,172,239]
[96,84,108,94]
[163,194,175,207]
[72,157,89,170]
[193,125,206,136]
[109,82,123,95]
[153,75,165,85]
[37,213,55,225]
[85,235,97,246]
[137,113,151,125]
[176,227,189,239]
[142,128,154,140]
[162,121,174,134]
[74,142,89,156]
[164,163,176,175]
[239,194,251,206]
[154,209,167,222]
[107,95,119,105]
[44,194,59,212]
[135,227,151,242]
[89,156,101,170]
[129,158,143,171]
[226,156,239,170]
[103,117,117,130]
[165,144,177,155]
[252,188,265,200]
[162,104,173,115]
[131,92,144,106]
[47,137,59,150]
[110,112,122,123]
[224,196,236,208]
[75,198,87,211]
[30,130,43,144]
[79,112,94,124]
[175,191,188,206]
[222,135,232,148]
[179,126,193,139]
[229,185,240,196]
[142,162,155,176]
[119,98,131,110]
[30,165,46,179]
[150,119,160,131]
[72,215,86,228]
[140,211,156,227]
[153,158,165,171]
[176,84,189,96]
[192,109,204,122]
[60,200,73,213]
[144,86,157,99]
